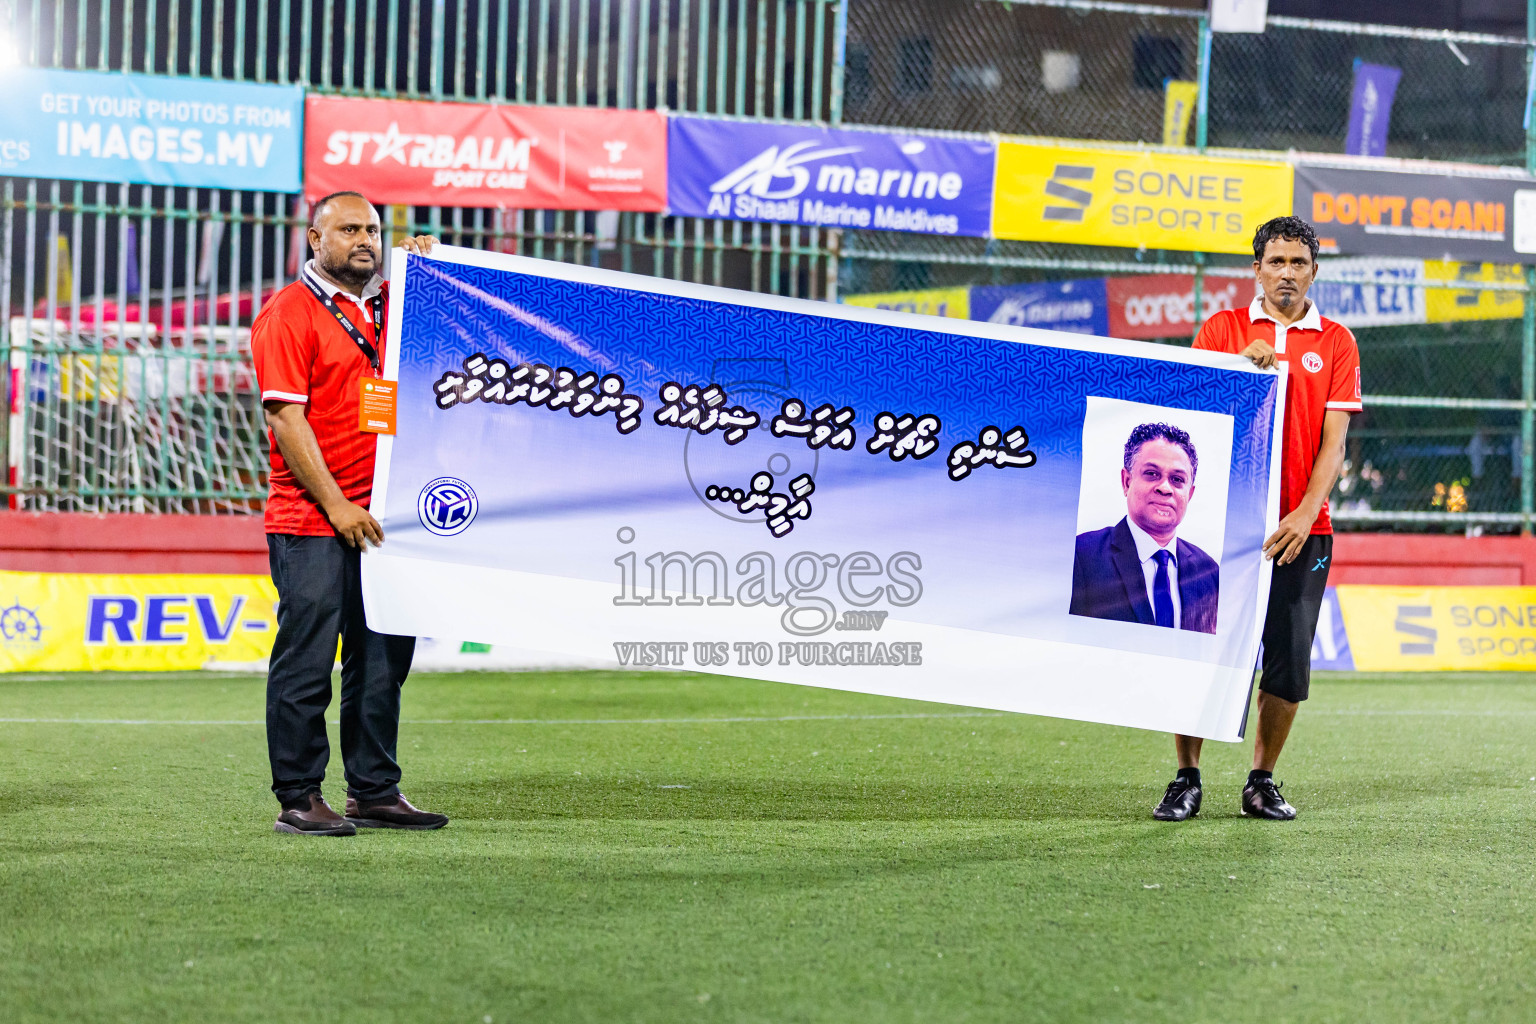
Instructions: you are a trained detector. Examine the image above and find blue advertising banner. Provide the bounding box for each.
[364,247,1283,740]
[666,117,994,237]
[1345,61,1401,158]
[969,280,1109,335]
[0,68,303,191]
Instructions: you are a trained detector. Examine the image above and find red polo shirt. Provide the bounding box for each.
[250,267,387,536]
[1195,298,1362,534]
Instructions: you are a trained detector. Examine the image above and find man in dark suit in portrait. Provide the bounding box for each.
[1070,423,1219,634]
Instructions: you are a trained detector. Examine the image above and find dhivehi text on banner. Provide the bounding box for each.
[1295,162,1536,263]
[1332,585,1536,671]
[304,96,666,210]
[0,68,303,191]
[842,287,970,319]
[0,572,277,672]
[992,141,1293,254]
[363,247,1284,741]
[667,117,995,236]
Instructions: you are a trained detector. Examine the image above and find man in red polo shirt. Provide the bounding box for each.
[251,191,445,836]
[1153,216,1362,822]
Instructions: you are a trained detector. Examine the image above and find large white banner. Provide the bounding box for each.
[364,247,1283,740]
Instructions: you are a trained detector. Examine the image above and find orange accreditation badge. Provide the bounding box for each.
[359,378,399,435]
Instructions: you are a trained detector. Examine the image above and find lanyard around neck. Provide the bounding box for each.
[302,270,384,371]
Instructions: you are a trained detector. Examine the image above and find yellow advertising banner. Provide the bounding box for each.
[842,286,970,319]
[1161,81,1200,148]
[0,571,277,672]
[1423,261,1525,323]
[1335,585,1536,671]
[992,141,1293,254]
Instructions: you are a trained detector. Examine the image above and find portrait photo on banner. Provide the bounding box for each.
[1070,396,1235,635]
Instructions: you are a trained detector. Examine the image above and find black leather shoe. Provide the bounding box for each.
[1152,777,1202,821]
[1241,777,1297,820]
[274,793,356,836]
[345,793,448,830]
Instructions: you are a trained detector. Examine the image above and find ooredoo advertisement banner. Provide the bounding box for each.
[992,141,1293,254]
[667,117,995,236]
[1295,162,1536,263]
[363,246,1283,741]
[0,67,302,191]
[1105,274,1248,339]
[303,95,666,210]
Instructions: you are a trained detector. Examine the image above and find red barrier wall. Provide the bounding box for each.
[0,512,269,575]
[3,513,1536,585]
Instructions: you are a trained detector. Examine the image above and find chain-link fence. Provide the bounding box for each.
[5,0,1536,532]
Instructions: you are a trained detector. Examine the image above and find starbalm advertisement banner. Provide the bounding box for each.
[362,247,1283,740]
[303,96,666,210]
[0,68,303,191]
[666,117,995,236]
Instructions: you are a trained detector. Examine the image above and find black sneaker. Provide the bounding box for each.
[1152,777,1202,821]
[1241,777,1297,820]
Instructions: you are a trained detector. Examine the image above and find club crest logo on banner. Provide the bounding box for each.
[363,247,1284,741]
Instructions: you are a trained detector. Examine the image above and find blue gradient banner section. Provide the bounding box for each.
[376,252,1280,680]
[666,117,994,236]
[0,68,302,191]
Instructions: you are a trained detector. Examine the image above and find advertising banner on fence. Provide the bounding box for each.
[667,117,994,236]
[1328,585,1536,671]
[362,246,1283,740]
[1105,273,1249,339]
[969,279,1108,335]
[1296,162,1536,263]
[1423,260,1525,322]
[842,287,970,319]
[0,571,277,672]
[992,141,1292,254]
[0,67,303,191]
[1309,257,1426,327]
[303,96,666,210]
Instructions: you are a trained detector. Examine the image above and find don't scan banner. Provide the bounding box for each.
[0,571,277,672]
[365,247,1283,740]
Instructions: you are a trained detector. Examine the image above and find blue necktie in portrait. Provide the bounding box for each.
[1152,549,1175,629]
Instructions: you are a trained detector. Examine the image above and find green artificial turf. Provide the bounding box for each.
[1,669,1533,1023]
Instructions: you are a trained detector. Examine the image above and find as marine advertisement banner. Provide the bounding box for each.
[0,572,277,672]
[363,246,1284,741]
[303,95,667,210]
[992,141,1293,254]
[666,117,995,236]
[0,67,303,191]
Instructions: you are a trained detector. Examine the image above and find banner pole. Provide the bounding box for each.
[1524,0,1535,535]
[1191,14,1212,341]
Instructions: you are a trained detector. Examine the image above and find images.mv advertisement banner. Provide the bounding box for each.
[0,67,303,191]
[304,95,666,210]
[362,247,1284,740]
[666,117,995,236]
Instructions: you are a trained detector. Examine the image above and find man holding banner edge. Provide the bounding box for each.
[1154,216,1363,822]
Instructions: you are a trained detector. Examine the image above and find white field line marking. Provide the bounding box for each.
[0,709,1533,727]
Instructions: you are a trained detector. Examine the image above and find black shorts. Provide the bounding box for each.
[1258,533,1332,703]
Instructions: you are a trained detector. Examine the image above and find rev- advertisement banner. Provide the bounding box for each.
[304,96,666,210]
[992,141,1292,254]
[842,287,970,319]
[1296,162,1536,263]
[0,67,303,191]
[0,572,277,672]
[363,246,1284,741]
[667,117,995,236]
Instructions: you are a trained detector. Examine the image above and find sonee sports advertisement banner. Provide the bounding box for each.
[303,95,666,210]
[362,247,1284,741]
[666,117,995,236]
[0,67,303,191]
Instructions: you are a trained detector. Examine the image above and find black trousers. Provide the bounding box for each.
[266,533,416,806]
[1259,533,1333,704]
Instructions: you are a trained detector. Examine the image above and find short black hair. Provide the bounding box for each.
[1124,422,1198,478]
[310,190,372,227]
[1252,216,1319,263]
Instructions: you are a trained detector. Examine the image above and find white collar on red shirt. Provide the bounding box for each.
[1248,295,1321,332]
[303,259,384,319]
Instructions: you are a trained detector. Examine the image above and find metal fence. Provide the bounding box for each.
[3,0,1536,531]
